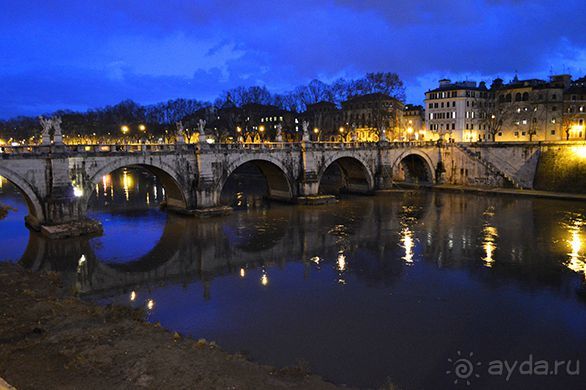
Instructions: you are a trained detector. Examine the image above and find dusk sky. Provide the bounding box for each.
[2,0,586,119]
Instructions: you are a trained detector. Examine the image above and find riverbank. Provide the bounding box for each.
[0,263,337,390]
[384,183,586,202]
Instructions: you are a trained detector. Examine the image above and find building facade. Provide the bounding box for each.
[424,79,489,142]
[402,104,425,141]
[426,74,586,142]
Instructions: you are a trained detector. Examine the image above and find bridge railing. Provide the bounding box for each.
[209,142,298,151]
[65,144,196,153]
[1,140,439,156]
[0,145,39,155]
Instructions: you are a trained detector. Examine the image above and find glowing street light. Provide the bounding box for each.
[121,125,129,134]
[138,124,146,132]
[339,127,345,133]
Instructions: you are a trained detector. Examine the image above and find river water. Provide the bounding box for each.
[1,170,586,389]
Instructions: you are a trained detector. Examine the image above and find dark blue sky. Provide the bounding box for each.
[2,0,585,118]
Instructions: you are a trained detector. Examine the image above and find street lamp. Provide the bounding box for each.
[121,125,129,135]
[138,124,146,132]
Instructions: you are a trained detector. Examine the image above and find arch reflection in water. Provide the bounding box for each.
[0,177,33,261]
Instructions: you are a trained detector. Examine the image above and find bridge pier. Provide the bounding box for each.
[375,164,394,190]
[193,182,232,217]
[30,193,103,239]
[31,158,103,239]
[295,173,337,205]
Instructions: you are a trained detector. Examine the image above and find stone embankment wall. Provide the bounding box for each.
[467,143,541,189]
[533,143,586,193]
[441,145,506,187]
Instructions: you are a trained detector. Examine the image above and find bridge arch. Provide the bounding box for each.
[86,158,192,212]
[393,150,435,184]
[318,155,375,194]
[0,166,44,224]
[219,156,294,202]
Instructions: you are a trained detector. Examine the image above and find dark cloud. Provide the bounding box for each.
[0,0,585,118]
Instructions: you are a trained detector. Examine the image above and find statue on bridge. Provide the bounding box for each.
[197,119,207,143]
[380,125,388,143]
[175,121,185,144]
[275,123,283,142]
[39,116,63,146]
[302,121,310,142]
[39,116,52,146]
[52,116,63,145]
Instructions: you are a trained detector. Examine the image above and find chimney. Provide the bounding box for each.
[439,79,451,88]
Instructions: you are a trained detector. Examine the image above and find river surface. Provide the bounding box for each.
[1,170,586,389]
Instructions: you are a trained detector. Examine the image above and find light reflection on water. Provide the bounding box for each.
[482,207,498,268]
[2,172,586,388]
[563,216,586,277]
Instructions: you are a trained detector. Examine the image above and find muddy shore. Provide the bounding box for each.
[0,264,337,389]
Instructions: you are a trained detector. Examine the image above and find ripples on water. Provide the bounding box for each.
[1,171,586,389]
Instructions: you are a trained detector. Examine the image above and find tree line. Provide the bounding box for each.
[0,72,404,140]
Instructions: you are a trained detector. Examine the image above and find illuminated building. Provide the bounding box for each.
[424,79,489,142]
[425,74,586,143]
[402,104,426,141]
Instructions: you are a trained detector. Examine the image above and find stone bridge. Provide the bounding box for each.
[1,140,548,237]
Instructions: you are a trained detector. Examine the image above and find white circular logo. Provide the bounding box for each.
[446,351,482,386]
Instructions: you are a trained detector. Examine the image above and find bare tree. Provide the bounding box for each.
[352,72,406,102]
[561,99,583,140]
[477,94,514,142]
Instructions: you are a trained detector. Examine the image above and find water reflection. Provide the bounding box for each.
[90,168,164,213]
[400,227,414,264]
[482,207,498,268]
[4,172,586,388]
[260,270,269,286]
[565,217,586,277]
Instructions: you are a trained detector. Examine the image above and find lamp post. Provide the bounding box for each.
[259,125,265,142]
[313,127,319,142]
